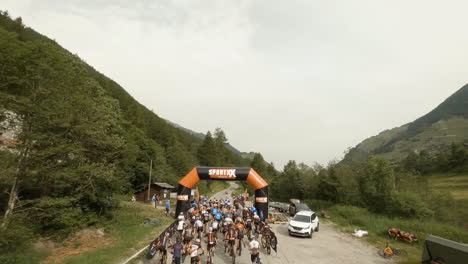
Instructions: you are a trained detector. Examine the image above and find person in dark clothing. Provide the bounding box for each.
[171,237,184,264]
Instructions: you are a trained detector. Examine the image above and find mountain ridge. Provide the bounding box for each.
[344,84,468,163]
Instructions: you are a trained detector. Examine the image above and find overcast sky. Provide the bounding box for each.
[4,0,468,168]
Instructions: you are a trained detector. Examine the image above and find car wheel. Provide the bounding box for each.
[315,223,320,232]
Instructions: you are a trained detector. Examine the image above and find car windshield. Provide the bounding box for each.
[296,204,310,210]
[293,215,310,223]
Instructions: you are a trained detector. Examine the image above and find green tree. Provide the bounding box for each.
[358,157,395,213]
[197,131,217,166]
[250,153,266,176]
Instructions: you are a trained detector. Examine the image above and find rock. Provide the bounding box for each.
[143,218,162,226]
[33,239,56,250]
[96,228,105,237]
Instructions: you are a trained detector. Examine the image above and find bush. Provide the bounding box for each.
[387,191,433,218]
[26,197,97,236]
[0,214,41,264]
[305,199,334,211]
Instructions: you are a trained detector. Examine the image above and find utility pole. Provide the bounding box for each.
[147,159,153,201]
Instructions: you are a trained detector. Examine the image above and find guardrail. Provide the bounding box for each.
[121,220,177,264]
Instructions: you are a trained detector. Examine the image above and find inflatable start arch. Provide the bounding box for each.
[175,167,268,218]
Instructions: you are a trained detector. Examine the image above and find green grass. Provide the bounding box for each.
[306,200,468,264]
[428,172,468,230]
[61,201,173,264]
[0,247,50,264]
[429,172,468,200]
[20,181,228,264]
[232,182,248,196]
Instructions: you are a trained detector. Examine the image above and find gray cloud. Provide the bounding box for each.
[3,0,468,168]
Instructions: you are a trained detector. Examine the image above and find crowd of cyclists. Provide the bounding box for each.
[147,194,278,264]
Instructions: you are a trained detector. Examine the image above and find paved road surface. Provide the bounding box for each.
[140,182,390,264]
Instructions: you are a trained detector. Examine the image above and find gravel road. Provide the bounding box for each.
[210,182,391,264]
[139,182,391,264]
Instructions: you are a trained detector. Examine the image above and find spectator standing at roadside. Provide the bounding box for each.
[165,200,170,216]
[152,194,157,208]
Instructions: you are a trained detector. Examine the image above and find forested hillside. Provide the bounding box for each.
[0,11,274,261]
[343,84,468,163]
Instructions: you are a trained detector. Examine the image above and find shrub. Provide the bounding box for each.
[305,199,334,211]
[387,191,433,218]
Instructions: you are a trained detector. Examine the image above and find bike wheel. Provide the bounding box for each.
[393,248,408,256]
[267,246,271,255]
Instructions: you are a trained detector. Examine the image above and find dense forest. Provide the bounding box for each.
[270,142,467,223]
[0,11,276,262]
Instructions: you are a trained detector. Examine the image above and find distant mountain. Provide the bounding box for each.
[164,119,242,155]
[343,84,468,163]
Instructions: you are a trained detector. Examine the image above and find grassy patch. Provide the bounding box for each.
[428,172,468,229]
[305,201,468,264]
[429,172,468,200]
[60,201,173,264]
[232,182,248,196]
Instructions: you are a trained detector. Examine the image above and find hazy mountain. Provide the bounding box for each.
[344,84,468,163]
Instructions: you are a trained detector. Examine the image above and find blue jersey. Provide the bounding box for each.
[215,213,222,220]
[212,208,218,215]
[165,201,170,208]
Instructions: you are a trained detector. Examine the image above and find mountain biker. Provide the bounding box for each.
[183,225,193,246]
[261,223,272,250]
[226,224,237,255]
[171,237,184,264]
[245,217,253,235]
[215,212,222,222]
[253,212,260,232]
[177,216,186,236]
[212,220,219,236]
[212,206,219,216]
[157,232,172,260]
[205,227,218,256]
[190,239,205,264]
[194,217,204,238]
[235,221,246,250]
[249,236,261,264]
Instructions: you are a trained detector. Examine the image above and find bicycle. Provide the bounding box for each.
[206,244,215,264]
[236,237,244,256]
[229,242,236,264]
[158,249,168,264]
[190,252,204,264]
[265,236,271,255]
[377,246,407,258]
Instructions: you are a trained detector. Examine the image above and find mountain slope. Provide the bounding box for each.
[344,84,468,163]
